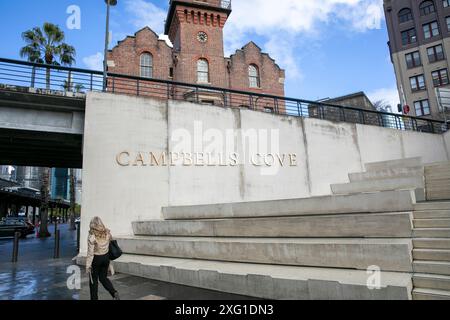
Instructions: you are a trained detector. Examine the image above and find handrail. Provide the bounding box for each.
[0,57,447,134]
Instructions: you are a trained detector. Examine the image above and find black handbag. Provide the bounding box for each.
[109,240,123,261]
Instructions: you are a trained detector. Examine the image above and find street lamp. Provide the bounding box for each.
[103,0,118,91]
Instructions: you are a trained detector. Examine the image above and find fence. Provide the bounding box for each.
[0,57,447,134]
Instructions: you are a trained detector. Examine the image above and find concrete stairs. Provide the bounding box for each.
[331,157,425,196]
[425,162,450,201]
[412,201,450,300]
[109,157,450,300]
[112,187,419,300]
[113,254,412,300]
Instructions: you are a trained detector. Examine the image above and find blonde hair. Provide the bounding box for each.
[89,216,109,239]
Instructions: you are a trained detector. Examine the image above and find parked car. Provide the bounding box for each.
[0,218,35,238]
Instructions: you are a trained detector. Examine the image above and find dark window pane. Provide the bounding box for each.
[399,8,413,23]
[420,1,435,16]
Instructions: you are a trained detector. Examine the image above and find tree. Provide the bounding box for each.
[69,169,76,231]
[20,23,76,238]
[20,22,76,89]
[373,100,393,113]
[62,80,85,93]
[38,169,51,238]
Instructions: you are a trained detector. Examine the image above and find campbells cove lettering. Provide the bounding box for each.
[116,151,298,167]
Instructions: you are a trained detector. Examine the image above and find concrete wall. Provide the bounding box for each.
[445,130,450,160]
[80,92,449,253]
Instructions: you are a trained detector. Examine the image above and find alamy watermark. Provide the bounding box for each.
[67,265,81,290]
[366,265,382,290]
[66,5,81,30]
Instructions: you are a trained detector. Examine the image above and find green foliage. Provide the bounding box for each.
[20,22,76,66]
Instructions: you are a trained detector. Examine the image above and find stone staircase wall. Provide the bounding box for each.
[80,157,450,300]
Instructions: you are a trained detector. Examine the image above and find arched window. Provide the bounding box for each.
[140,53,153,78]
[197,59,209,83]
[419,1,435,16]
[398,8,413,23]
[249,64,260,88]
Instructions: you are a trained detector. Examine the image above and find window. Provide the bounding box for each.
[197,59,209,83]
[446,16,450,31]
[423,21,440,39]
[405,51,422,68]
[414,100,431,116]
[427,44,445,62]
[401,28,417,45]
[410,75,426,91]
[432,68,449,86]
[169,67,174,78]
[249,64,260,88]
[398,8,413,23]
[444,0,450,8]
[420,1,435,16]
[140,53,153,78]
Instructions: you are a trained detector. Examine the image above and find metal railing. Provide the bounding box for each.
[0,57,447,134]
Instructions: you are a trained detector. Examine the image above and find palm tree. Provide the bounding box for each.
[20,23,76,89]
[20,23,76,238]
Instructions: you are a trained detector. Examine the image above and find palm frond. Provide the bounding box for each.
[43,23,64,45]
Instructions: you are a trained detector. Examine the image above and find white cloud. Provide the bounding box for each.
[223,0,384,80]
[264,35,303,80]
[82,52,103,71]
[121,0,385,84]
[368,87,401,112]
[124,0,166,33]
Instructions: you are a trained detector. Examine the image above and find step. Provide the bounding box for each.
[331,177,424,195]
[413,238,450,250]
[427,193,450,202]
[162,190,417,220]
[112,254,412,300]
[413,249,450,262]
[413,288,450,300]
[413,228,450,238]
[425,161,450,173]
[116,236,413,272]
[413,210,450,219]
[414,201,450,211]
[348,166,424,183]
[413,274,450,291]
[133,213,414,238]
[365,157,422,172]
[413,219,450,228]
[413,260,450,276]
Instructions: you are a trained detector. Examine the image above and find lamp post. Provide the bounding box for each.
[103,0,118,91]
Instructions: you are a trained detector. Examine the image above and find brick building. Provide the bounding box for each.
[106,0,285,112]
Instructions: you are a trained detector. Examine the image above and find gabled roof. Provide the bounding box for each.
[229,41,283,71]
[109,27,171,52]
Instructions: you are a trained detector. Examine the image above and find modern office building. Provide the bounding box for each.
[384,0,450,120]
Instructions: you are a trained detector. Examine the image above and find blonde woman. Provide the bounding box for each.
[86,217,120,300]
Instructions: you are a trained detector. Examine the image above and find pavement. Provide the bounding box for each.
[0,224,256,300]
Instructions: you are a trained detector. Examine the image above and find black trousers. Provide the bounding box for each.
[89,254,117,300]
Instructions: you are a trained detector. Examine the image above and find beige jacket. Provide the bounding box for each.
[86,231,115,275]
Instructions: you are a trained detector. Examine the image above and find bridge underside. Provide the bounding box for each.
[0,128,83,168]
[0,86,85,168]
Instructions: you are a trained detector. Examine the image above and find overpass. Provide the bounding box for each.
[0,57,447,169]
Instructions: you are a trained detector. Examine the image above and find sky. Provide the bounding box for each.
[0,0,400,108]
